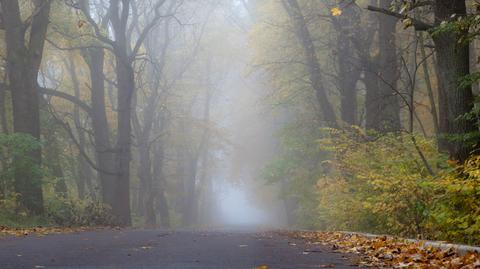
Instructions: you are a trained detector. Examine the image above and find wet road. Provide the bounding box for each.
[0,229,356,269]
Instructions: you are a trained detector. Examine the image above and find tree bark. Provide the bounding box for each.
[432,0,476,161]
[1,0,51,214]
[82,48,116,205]
[367,0,477,161]
[112,52,134,226]
[43,123,67,198]
[332,8,361,126]
[281,0,337,126]
[66,55,94,199]
[374,1,401,132]
[418,33,440,138]
[364,57,382,130]
[152,128,170,228]
[134,86,161,225]
[0,84,8,134]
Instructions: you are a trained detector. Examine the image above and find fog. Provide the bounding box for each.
[3,1,480,263]
[28,0,291,228]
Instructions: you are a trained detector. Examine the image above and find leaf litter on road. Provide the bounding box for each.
[0,226,104,238]
[280,231,480,268]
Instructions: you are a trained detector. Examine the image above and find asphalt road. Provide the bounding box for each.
[0,228,357,269]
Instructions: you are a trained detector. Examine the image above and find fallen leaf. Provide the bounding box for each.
[278,231,480,268]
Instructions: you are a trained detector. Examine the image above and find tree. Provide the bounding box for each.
[132,17,172,226]
[368,0,477,161]
[362,0,402,132]
[281,0,338,127]
[0,0,51,214]
[64,54,95,199]
[77,0,117,212]
[77,0,177,225]
[331,5,361,125]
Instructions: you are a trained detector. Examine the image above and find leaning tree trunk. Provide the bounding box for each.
[281,0,337,126]
[418,33,440,140]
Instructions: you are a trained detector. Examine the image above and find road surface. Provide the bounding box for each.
[0,229,357,269]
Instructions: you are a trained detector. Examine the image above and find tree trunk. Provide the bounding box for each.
[43,126,67,198]
[183,155,198,226]
[174,144,186,219]
[138,141,155,225]
[373,0,401,132]
[364,57,381,131]
[1,0,51,215]
[432,54,450,152]
[418,33,440,139]
[431,0,476,161]
[113,52,134,226]
[82,48,116,205]
[153,132,170,228]
[0,85,8,134]
[67,55,94,199]
[333,9,361,126]
[281,0,337,126]
[133,85,158,224]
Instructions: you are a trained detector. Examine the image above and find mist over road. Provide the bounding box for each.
[0,228,355,269]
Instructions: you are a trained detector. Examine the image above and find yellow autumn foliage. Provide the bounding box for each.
[330,7,342,17]
[316,127,480,244]
[316,127,440,237]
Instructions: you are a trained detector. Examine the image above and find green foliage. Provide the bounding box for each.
[0,211,51,228]
[0,193,51,227]
[0,133,42,185]
[269,126,480,245]
[316,127,441,237]
[428,156,480,245]
[0,133,117,227]
[0,133,43,214]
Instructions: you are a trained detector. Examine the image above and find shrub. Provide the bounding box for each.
[316,127,440,237]
[45,197,116,227]
[428,156,480,245]
[0,133,42,196]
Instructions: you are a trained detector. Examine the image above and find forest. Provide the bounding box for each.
[1,0,480,249]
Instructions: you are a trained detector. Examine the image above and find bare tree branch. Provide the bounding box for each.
[367,5,433,31]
